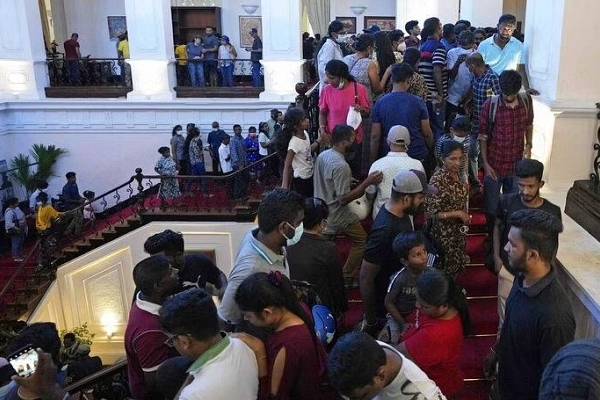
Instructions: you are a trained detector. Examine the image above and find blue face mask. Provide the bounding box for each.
[283,222,304,246]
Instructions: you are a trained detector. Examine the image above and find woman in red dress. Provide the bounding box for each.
[235,271,334,400]
[396,269,471,397]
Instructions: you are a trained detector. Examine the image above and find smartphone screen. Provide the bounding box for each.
[8,346,38,378]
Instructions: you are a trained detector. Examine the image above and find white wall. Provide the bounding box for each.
[330,0,395,33]
[0,99,287,200]
[29,220,256,363]
[63,0,125,59]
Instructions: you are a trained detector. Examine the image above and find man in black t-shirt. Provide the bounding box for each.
[359,170,430,336]
[492,159,561,328]
[144,229,227,297]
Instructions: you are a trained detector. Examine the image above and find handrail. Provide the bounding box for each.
[305,80,320,97]
[2,162,40,175]
[64,359,128,394]
[0,240,41,300]
[46,57,125,62]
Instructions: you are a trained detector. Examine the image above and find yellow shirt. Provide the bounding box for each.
[175,44,188,66]
[118,39,130,59]
[36,205,60,231]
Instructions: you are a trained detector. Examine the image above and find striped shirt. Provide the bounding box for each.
[418,39,448,101]
[471,67,501,137]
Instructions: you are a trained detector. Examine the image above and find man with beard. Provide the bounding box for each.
[125,256,180,400]
[359,169,429,337]
[490,208,574,400]
[492,159,561,329]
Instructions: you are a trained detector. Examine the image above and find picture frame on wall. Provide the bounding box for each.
[239,16,262,49]
[335,17,357,34]
[363,16,396,31]
[107,16,127,40]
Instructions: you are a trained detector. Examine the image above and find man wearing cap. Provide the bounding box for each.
[368,125,425,220]
[363,25,381,34]
[359,169,429,336]
[247,28,263,87]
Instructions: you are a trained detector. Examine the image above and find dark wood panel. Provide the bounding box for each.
[45,86,130,98]
[174,86,261,98]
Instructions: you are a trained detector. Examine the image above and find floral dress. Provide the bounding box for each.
[425,167,469,277]
[155,156,181,200]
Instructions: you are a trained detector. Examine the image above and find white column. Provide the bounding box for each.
[459,0,503,27]
[259,0,304,102]
[522,0,600,186]
[395,0,459,31]
[0,0,48,100]
[124,0,175,101]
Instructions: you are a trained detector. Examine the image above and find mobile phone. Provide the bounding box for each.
[7,345,38,378]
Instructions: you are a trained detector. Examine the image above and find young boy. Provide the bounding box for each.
[435,116,478,189]
[383,231,432,344]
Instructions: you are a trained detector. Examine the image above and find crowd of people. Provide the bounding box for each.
[4,11,599,400]
[174,26,263,88]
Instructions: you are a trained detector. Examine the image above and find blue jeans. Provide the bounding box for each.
[222,64,234,87]
[484,175,516,217]
[188,61,205,87]
[251,61,263,87]
[426,100,446,141]
[10,231,25,259]
[68,60,80,85]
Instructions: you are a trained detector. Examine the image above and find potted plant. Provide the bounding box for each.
[10,144,67,196]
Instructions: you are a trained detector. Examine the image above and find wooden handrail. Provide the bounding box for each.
[64,359,128,394]
[305,81,320,97]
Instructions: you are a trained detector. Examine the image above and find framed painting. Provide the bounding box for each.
[239,16,262,48]
[107,16,127,40]
[335,17,357,34]
[364,16,396,31]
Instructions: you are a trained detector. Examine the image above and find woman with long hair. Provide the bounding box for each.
[343,34,386,99]
[373,32,396,88]
[218,35,237,87]
[397,268,471,397]
[235,272,334,400]
[319,59,371,177]
[425,140,470,277]
[280,108,323,197]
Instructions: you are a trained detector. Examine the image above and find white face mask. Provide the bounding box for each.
[454,135,467,143]
[397,42,407,52]
[283,222,304,246]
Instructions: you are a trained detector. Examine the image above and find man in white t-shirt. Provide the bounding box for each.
[159,288,262,400]
[368,125,425,220]
[218,135,232,174]
[328,332,446,400]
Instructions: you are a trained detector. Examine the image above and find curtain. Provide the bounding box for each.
[302,0,330,36]
[38,0,52,51]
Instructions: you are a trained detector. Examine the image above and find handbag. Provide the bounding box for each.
[346,82,363,130]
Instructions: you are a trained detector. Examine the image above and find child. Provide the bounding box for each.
[36,192,62,269]
[434,116,476,187]
[82,190,96,222]
[281,107,322,197]
[383,231,432,344]
[4,197,27,262]
[235,272,334,400]
[218,134,232,173]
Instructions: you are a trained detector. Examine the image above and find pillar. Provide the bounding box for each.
[124,0,175,101]
[523,0,600,186]
[0,0,48,100]
[395,0,459,32]
[259,0,304,102]
[459,0,503,27]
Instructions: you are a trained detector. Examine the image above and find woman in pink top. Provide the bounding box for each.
[397,269,471,397]
[319,59,371,177]
[235,271,335,400]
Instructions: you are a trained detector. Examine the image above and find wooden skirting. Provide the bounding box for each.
[45,86,131,98]
[175,86,262,98]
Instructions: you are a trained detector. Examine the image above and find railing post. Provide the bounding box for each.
[134,168,147,213]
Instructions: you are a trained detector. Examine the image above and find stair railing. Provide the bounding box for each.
[64,359,129,400]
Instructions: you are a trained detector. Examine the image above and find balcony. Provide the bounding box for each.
[45,57,132,98]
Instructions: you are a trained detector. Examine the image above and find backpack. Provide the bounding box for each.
[487,92,531,142]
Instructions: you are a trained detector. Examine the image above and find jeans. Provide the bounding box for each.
[205,60,218,86]
[251,61,263,87]
[68,60,80,85]
[232,167,249,199]
[10,232,25,259]
[484,175,516,217]
[426,100,446,140]
[188,61,205,87]
[222,64,234,87]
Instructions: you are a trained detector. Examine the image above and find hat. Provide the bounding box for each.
[363,25,381,34]
[387,125,411,147]
[392,169,433,194]
[451,115,471,132]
